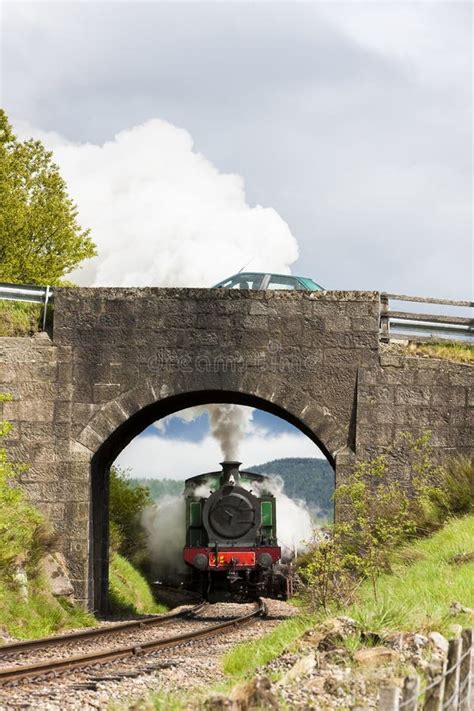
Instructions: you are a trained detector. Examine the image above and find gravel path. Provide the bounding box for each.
[0,599,296,710]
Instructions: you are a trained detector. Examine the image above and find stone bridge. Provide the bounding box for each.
[0,288,472,611]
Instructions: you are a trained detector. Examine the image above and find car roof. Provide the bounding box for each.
[223,271,315,281]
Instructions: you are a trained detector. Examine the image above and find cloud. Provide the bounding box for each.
[4,3,472,297]
[115,430,321,480]
[16,119,298,287]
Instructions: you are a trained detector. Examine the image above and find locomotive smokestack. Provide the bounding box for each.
[221,461,241,485]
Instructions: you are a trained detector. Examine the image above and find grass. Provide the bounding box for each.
[0,573,96,641]
[223,615,315,678]
[108,553,167,615]
[407,341,473,364]
[0,301,44,336]
[346,514,474,636]
[127,515,474,710]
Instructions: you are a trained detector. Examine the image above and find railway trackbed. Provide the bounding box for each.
[0,599,266,687]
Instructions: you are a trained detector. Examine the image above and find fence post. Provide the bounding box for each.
[380,293,390,341]
[401,675,420,711]
[460,628,473,711]
[423,659,446,711]
[443,637,462,710]
[378,685,400,711]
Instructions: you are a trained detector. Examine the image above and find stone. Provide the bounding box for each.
[229,676,280,710]
[428,631,449,655]
[1,288,472,613]
[450,601,474,617]
[413,634,429,648]
[354,647,400,668]
[42,552,75,598]
[278,654,316,685]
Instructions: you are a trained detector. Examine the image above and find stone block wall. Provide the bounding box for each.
[0,288,472,609]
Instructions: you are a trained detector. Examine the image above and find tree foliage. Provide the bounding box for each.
[109,466,152,567]
[0,109,96,285]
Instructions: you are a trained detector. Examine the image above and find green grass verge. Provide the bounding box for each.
[347,514,474,636]
[223,615,315,678]
[407,341,473,364]
[0,302,44,336]
[108,553,167,615]
[0,574,95,640]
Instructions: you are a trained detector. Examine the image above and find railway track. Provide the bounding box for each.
[0,599,266,687]
[0,597,207,659]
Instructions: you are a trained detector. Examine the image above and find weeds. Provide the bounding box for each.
[407,341,473,364]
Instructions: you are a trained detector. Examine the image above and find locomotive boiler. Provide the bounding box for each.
[183,461,285,599]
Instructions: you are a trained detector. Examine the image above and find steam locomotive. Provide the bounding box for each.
[183,461,287,599]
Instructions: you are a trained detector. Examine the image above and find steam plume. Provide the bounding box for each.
[16,119,299,287]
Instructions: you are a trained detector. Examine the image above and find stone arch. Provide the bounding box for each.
[78,381,342,612]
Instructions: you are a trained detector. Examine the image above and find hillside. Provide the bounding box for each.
[250,457,334,520]
[129,457,335,520]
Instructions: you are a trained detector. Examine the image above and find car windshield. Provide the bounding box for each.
[265,275,304,290]
[214,273,265,290]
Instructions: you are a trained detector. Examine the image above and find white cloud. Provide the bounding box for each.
[16,119,299,287]
[115,430,321,480]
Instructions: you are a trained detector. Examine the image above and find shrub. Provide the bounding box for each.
[109,466,151,567]
[298,434,473,612]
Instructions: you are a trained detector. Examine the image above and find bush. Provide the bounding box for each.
[109,466,151,568]
[298,434,473,612]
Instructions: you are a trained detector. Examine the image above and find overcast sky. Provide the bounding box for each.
[1,2,472,476]
[1,1,472,296]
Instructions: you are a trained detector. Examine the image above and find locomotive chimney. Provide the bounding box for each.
[220,461,241,485]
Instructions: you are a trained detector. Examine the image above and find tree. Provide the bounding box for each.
[109,466,152,567]
[0,109,96,285]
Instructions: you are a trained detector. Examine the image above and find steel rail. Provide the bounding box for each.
[0,600,208,657]
[0,599,266,685]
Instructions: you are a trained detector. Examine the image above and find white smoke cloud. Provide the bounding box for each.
[252,475,314,558]
[141,495,187,581]
[16,119,299,287]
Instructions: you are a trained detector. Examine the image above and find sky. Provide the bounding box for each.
[1,2,472,475]
[116,407,321,480]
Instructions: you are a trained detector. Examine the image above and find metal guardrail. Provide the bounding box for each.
[0,282,53,331]
[0,283,472,343]
[380,293,474,344]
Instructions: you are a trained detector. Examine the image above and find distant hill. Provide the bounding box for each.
[249,458,334,520]
[129,457,334,521]
[128,478,184,500]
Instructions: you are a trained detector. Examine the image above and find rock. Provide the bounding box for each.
[303,616,359,651]
[413,634,429,648]
[278,654,316,685]
[428,632,449,655]
[229,676,280,710]
[42,552,74,598]
[450,601,474,617]
[354,647,400,668]
[385,632,405,650]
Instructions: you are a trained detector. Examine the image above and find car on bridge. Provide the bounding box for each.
[213,272,324,291]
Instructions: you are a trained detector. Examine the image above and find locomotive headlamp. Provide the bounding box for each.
[193,553,208,570]
[258,552,273,568]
